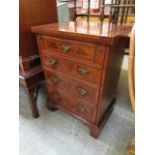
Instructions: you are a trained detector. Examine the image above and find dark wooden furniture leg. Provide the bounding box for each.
[46,102,58,111]
[25,87,39,118]
[19,65,44,118]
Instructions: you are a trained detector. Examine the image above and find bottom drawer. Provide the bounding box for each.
[48,87,97,123]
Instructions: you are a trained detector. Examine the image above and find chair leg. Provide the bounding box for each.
[127,138,135,154]
[25,86,40,118]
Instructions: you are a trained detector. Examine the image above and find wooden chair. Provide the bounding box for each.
[19,65,44,118]
[19,0,57,118]
[127,25,135,154]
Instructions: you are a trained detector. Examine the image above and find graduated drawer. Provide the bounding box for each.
[48,87,97,123]
[43,37,105,67]
[44,67,100,104]
[41,53,102,85]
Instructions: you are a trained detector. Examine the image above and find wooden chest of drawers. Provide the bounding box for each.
[31,22,131,138]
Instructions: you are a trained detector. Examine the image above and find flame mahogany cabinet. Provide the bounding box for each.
[19,0,57,118]
[31,22,130,137]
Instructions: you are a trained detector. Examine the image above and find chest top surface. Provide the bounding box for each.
[31,21,132,45]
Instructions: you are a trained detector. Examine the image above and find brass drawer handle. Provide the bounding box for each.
[51,76,60,84]
[76,105,87,114]
[78,87,88,96]
[78,67,89,75]
[48,58,57,65]
[61,44,71,52]
[51,93,61,104]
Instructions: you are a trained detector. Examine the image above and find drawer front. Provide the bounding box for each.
[44,68,99,104]
[44,37,95,61]
[48,87,97,123]
[43,37,105,67]
[42,53,102,85]
[44,68,67,89]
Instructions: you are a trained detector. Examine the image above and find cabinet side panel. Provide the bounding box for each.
[96,38,128,125]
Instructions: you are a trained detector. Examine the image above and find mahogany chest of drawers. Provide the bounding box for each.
[31,22,130,138]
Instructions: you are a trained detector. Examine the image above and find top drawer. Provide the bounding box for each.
[43,37,105,67]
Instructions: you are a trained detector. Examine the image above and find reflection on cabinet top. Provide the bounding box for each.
[31,21,132,45]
